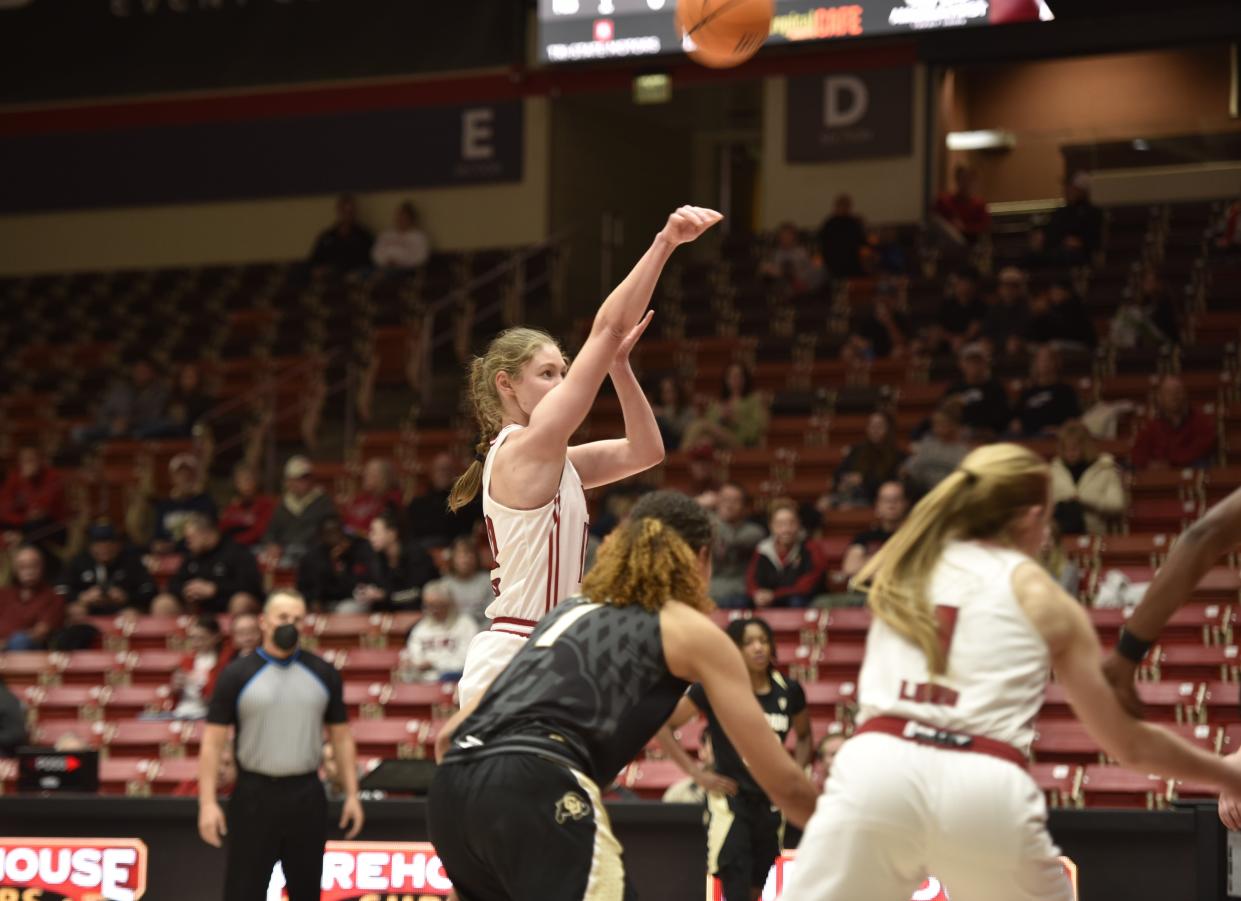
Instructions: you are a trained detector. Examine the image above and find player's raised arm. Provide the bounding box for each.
[1102,485,1241,716]
[567,311,665,489]
[518,207,720,463]
[1016,562,1241,794]
[662,602,818,826]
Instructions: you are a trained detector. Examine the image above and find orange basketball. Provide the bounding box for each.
[675,0,774,68]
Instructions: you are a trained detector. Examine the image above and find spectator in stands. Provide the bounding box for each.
[933,267,986,353]
[760,222,822,296]
[173,744,236,798]
[162,514,264,616]
[1023,278,1060,346]
[341,458,402,537]
[746,499,826,608]
[400,580,477,683]
[0,545,63,650]
[264,455,335,566]
[812,729,848,794]
[1050,420,1125,536]
[681,363,768,451]
[441,536,492,625]
[0,445,67,548]
[816,193,866,279]
[708,483,766,608]
[73,357,170,446]
[980,266,1030,359]
[903,401,969,498]
[1044,171,1104,264]
[1131,376,1217,470]
[828,412,905,509]
[842,290,910,365]
[1040,521,1082,596]
[57,522,157,616]
[309,193,374,274]
[1218,197,1241,252]
[1011,346,1081,437]
[652,374,695,451]
[229,612,261,657]
[869,226,909,277]
[172,615,231,720]
[355,509,435,612]
[407,452,480,548]
[151,453,218,554]
[931,164,991,245]
[371,201,430,271]
[139,362,213,439]
[218,463,276,550]
[941,344,1010,439]
[0,676,28,755]
[1111,266,1178,349]
[297,514,375,611]
[135,363,212,439]
[1045,277,1097,351]
[840,481,909,580]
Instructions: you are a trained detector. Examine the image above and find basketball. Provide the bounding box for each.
[675,0,774,68]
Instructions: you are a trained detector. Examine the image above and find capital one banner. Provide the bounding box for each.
[785,67,914,163]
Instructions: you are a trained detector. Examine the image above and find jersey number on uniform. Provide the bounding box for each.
[533,603,604,648]
[898,605,961,707]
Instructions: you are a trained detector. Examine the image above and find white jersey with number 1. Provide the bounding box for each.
[457,423,590,706]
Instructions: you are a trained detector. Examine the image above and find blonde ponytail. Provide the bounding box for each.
[853,443,1049,675]
[447,327,563,513]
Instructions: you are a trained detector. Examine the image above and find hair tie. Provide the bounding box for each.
[960,468,979,484]
[474,450,487,465]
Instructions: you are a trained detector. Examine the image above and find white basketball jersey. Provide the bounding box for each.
[480,424,590,636]
[857,540,1050,754]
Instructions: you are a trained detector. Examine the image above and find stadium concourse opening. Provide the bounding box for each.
[1,0,1241,899]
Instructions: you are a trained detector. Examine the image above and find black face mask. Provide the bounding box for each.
[272,623,301,652]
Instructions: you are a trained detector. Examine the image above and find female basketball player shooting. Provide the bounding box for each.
[784,444,1241,901]
[447,206,722,706]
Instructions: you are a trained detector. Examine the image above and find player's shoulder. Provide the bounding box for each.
[293,649,343,685]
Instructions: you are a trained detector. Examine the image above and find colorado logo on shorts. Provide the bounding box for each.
[555,791,590,824]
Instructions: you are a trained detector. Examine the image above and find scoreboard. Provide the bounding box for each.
[537,0,1054,63]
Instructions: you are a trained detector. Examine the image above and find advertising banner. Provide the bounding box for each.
[785,67,914,162]
[0,838,148,901]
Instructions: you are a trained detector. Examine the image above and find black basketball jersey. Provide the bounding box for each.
[688,670,805,797]
[443,597,689,786]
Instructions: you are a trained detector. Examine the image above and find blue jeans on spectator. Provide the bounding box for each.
[775,594,813,609]
[714,592,752,610]
[5,631,39,651]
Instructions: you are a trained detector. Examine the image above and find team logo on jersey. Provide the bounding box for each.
[555,791,590,824]
[778,697,787,710]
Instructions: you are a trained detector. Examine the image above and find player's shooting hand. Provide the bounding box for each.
[198,801,227,848]
[613,310,654,367]
[340,794,365,840]
[1101,652,1145,720]
[695,770,738,797]
[659,206,723,247]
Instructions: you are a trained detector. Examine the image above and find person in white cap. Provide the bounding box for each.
[262,456,335,567]
[150,453,217,554]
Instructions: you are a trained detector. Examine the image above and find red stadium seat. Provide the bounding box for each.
[57,651,132,686]
[822,608,872,645]
[335,648,402,681]
[106,719,192,759]
[31,719,106,748]
[1032,721,1105,765]
[625,759,692,800]
[344,681,387,718]
[380,681,456,720]
[0,651,55,687]
[129,650,186,685]
[349,718,429,759]
[1155,644,1240,681]
[815,643,864,679]
[309,613,387,650]
[1029,763,1081,808]
[1126,498,1201,534]
[802,680,858,719]
[102,684,174,719]
[1096,533,1172,569]
[99,758,156,796]
[148,757,202,795]
[28,684,107,722]
[1079,765,1169,809]
[1199,682,1241,724]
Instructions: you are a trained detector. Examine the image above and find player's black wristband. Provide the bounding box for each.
[1116,626,1153,664]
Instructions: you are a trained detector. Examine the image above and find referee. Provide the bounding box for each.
[197,589,364,900]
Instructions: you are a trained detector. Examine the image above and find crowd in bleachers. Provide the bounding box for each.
[1,179,1240,808]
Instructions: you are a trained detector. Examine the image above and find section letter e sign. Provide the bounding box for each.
[0,838,148,901]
